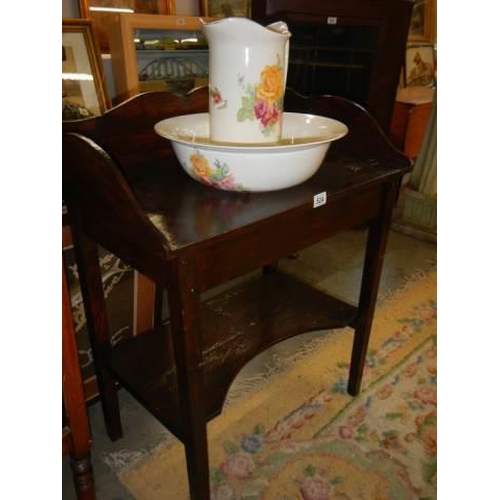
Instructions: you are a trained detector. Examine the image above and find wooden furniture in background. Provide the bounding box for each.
[389,86,434,159]
[79,0,176,53]
[251,0,413,133]
[62,88,411,499]
[62,260,95,500]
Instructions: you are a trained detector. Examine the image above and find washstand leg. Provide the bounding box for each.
[168,255,211,499]
[348,181,398,396]
[71,224,123,441]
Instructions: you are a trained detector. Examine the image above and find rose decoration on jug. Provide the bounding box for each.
[201,17,290,144]
[236,61,285,136]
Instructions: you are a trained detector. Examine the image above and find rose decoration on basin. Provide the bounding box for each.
[154,112,349,192]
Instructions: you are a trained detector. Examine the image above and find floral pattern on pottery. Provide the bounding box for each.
[236,59,285,136]
[209,85,227,109]
[188,150,243,191]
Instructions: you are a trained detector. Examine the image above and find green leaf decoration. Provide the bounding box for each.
[421,460,437,486]
[385,412,403,420]
[254,424,265,435]
[237,107,254,123]
[210,468,226,484]
[223,440,239,454]
[304,464,316,477]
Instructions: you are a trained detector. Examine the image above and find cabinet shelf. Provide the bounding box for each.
[292,44,374,54]
[290,60,369,70]
[109,269,357,440]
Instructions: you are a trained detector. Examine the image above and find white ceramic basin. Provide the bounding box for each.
[154,112,348,192]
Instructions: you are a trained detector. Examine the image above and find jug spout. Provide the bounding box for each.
[266,20,291,36]
[201,17,291,144]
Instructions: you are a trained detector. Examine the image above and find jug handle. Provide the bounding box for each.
[284,37,289,86]
[266,21,290,86]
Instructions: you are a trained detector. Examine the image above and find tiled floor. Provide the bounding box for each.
[63,226,437,499]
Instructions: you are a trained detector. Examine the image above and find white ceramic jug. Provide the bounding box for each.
[201,17,291,144]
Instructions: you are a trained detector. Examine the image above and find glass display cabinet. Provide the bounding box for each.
[107,13,211,102]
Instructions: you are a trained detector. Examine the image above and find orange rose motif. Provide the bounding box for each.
[256,64,284,104]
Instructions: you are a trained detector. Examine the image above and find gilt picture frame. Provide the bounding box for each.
[62,19,110,117]
[408,0,436,43]
[199,0,250,18]
[404,43,435,87]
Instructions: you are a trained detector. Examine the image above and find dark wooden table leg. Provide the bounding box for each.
[71,223,124,442]
[167,254,211,499]
[348,180,399,396]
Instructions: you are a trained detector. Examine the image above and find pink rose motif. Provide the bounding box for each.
[254,99,279,127]
[220,452,255,480]
[414,385,437,405]
[300,476,331,500]
[338,425,355,439]
[209,86,227,109]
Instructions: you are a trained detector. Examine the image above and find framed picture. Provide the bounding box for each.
[408,0,436,43]
[404,44,435,87]
[79,0,176,52]
[107,13,214,103]
[62,19,110,118]
[199,0,250,18]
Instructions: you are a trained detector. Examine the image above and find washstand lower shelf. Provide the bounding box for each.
[109,269,357,440]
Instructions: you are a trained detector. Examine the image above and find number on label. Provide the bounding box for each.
[313,192,327,208]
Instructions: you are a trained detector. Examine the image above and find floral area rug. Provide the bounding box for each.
[119,270,437,499]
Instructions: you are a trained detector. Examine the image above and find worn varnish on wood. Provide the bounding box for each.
[62,87,411,500]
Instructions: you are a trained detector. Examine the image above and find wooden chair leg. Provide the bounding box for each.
[348,181,399,395]
[63,259,96,500]
[71,223,123,441]
[70,452,95,500]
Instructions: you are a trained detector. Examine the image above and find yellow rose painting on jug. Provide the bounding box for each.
[236,59,285,137]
